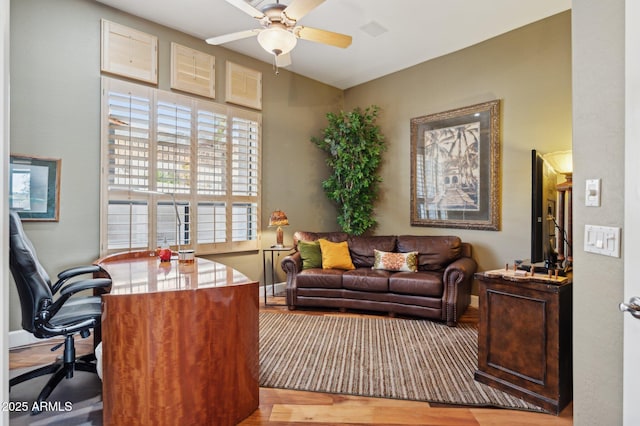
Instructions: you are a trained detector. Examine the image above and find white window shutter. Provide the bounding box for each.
[171,43,215,99]
[225,61,262,110]
[231,116,260,196]
[101,19,158,84]
[197,107,227,196]
[101,77,261,256]
[156,93,192,195]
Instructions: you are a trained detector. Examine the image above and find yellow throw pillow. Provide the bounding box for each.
[318,239,355,270]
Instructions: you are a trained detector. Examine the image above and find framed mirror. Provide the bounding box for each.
[410,100,500,230]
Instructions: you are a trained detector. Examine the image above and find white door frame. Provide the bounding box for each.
[1,0,10,424]
[623,1,640,424]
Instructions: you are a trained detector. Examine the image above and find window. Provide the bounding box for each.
[100,77,261,255]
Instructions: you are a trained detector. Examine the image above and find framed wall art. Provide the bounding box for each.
[410,100,501,230]
[9,154,61,221]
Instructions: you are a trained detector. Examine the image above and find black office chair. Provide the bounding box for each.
[8,211,111,414]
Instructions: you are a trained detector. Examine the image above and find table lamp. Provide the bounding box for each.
[269,210,289,248]
[543,150,573,188]
[543,150,573,268]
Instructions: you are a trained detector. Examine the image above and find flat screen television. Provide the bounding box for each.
[531,149,558,265]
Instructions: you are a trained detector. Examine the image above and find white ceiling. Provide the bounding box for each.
[95,0,571,89]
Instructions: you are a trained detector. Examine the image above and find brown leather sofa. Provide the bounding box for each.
[282,231,477,326]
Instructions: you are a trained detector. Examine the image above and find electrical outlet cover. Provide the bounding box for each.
[584,224,620,257]
[585,179,601,207]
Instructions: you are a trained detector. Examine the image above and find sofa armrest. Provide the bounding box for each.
[443,257,477,326]
[444,257,477,284]
[281,252,302,309]
[281,252,302,275]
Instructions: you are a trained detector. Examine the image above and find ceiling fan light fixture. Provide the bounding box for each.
[257,27,297,56]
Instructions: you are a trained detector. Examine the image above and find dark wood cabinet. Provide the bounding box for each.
[474,272,572,415]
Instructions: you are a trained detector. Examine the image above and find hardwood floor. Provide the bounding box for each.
[9,297,573,425]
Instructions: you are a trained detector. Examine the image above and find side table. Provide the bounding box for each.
[262,247,293,306]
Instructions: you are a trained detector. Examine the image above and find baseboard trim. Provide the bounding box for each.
[9,330,43,349]
[470,295,479,308]
[261,281,286,297]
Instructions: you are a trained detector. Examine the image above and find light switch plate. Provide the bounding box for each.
[585,179,601,207]
[584,224,621,257]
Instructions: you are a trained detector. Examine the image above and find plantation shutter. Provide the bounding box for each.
[155,92,193,246]
[100,77,261,255]
[197,108,227,196]
[196,105,228,245]
[170,42,215,99]
[231,115,259,197]
[101,20,158,84]
[225,62,262,110]
[156,94,192,194]
[102,79,153,251]
[230,112,260,243]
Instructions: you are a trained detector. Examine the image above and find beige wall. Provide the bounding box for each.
[344,12,572,285]
[572,1,624,424]
[9,0,342,330]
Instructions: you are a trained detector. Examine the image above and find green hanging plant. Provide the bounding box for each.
[311,105,386,235]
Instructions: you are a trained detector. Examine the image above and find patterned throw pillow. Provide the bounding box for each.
[372,249,418,272]
[318,239,355,270]
[298,240,322,270]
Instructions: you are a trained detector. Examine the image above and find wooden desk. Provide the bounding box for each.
[96,253,259,426]
[474,271,572,415]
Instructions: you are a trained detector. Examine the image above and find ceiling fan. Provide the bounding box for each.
[205,0,352,68]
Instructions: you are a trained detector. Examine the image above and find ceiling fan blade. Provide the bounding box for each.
[205,29,260,45]
[296,26,352,48]
[225,0,265,19]
[275,53,292,67]
[283,0,325,21]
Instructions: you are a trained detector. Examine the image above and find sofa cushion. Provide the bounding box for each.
[319,239,355,270]
[389,271,443,297]
[340,290,444,310]
[347,235,397,268]
[397,235,463,271]
[372,249,418,272]
[343,268,390,292]
[298,240,322,269]
[297,268,344,289]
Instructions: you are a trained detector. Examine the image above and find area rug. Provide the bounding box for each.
[259,312,546,412]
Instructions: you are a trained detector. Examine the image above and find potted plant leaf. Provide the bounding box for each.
[311,105,386,235]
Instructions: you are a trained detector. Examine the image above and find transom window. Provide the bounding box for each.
[100,77,261,255]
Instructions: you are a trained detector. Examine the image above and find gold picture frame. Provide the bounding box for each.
[410,100,501,230]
